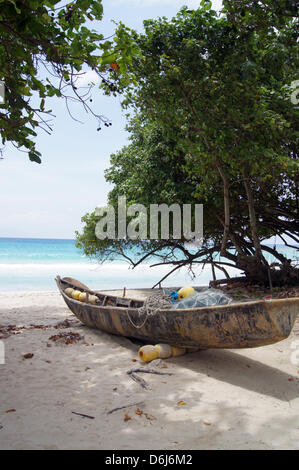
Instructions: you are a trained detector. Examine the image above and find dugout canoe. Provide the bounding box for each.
[56,276,299,349]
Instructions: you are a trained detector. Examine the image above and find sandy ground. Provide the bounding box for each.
[0,290,299,450]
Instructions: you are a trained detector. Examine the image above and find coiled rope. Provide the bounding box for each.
[126,291,172,329]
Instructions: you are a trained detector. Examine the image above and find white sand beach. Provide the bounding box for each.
[0,290,299,450]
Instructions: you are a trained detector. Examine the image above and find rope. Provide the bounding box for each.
[126,291,172,329]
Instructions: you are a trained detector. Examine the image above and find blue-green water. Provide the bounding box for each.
[0,237,86,264]
[0,237,211,291]
[0,237,297,292]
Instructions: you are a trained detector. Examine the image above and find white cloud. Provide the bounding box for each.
[75,70,100,87]
[110,0,223,9]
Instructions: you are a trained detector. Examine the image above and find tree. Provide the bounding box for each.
[223,0,298,31]
[0,0,138,162]
[77,5,299,286]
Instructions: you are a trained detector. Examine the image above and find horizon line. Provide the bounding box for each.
[0,236,76,241]
[0,236,297,247]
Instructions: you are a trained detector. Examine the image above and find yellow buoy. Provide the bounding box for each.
[79,292,87,303]
[138,343,186,363]
[88,295,98,305]
[64,288,74,297]
[155,343,172,359]
[171,346,187,357]
[72,290,82,300]
[138,345,160,363]
[177,286,195,300]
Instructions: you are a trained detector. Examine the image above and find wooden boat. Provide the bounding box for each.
[56,276,299,350]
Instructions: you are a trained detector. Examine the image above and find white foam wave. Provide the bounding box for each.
[0,261,242,292]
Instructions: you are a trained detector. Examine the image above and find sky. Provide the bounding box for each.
[0,0,223,239]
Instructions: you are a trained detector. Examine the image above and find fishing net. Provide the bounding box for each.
[173,288,232,309]
[126,288,233,329]
[126,291,172,329]
[138,291,173,316]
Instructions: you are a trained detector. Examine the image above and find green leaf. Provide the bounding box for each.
[200,0,212,10]
[29,150,42,163]
[8,0,21,14]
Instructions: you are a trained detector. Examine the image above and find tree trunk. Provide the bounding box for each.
[242,169,264,263]
[215,158,230,257]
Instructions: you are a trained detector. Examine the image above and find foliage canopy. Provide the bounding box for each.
[77,2,299,286]
[0,0,138,162]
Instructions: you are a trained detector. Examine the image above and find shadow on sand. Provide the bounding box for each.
[170,347,299,402]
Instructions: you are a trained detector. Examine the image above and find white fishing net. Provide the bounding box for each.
[126,288,232,329]
[126,291,172,329]
[173,288,232,309]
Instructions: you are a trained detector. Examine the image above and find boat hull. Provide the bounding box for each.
[56,277,299,349]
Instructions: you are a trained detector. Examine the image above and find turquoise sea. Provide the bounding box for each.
[0,237,298,292]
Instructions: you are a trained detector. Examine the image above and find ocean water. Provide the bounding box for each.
[0,237,297,292]
[0,237,217,291]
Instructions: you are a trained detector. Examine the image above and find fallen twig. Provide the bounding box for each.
[71,411,95,419]
[129,372,150,390]
[127,367,173,376]
[107,401,145,415]
[126,367,173,390]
